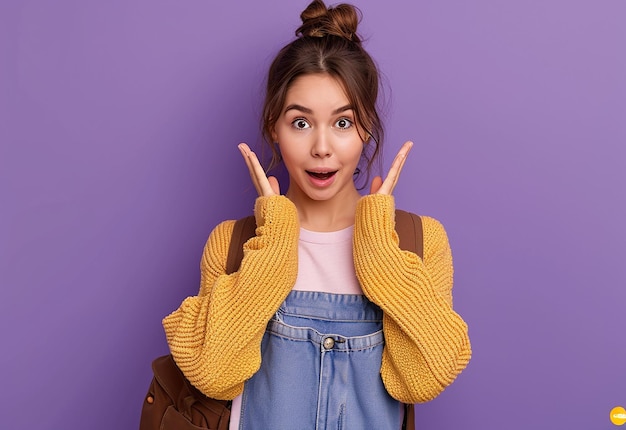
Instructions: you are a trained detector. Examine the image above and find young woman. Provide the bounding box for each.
[163,1,471,428]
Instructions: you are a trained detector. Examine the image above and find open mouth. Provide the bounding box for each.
[306,170,337,180]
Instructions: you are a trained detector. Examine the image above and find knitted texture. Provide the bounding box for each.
[163,193,471,402]
[353,194,471,403]
[163,196,299,399]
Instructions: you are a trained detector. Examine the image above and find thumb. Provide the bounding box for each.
[268,176,280,195]
[369,176,383,194]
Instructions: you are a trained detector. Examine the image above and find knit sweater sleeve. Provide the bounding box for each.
[162,195,299,400]
[353,194,471,404]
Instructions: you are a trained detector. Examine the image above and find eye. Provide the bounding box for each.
[292,118,311,130]
[335,118,353,130]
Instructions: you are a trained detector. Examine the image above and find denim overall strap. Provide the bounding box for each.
[238,291,403,430]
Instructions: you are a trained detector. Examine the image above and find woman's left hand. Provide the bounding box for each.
[369,141,413,195]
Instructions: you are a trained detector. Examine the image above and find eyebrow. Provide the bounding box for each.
[283,104,353,115]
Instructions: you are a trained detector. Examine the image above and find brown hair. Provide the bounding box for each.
[262,0,383,184]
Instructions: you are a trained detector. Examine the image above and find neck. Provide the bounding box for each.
[286,187,361,232]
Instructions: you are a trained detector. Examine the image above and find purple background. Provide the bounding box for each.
[1,0,625,429]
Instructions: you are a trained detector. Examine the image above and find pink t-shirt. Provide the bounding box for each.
[292,225,361,294]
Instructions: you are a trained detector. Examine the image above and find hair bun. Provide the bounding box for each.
[296,0,361,44]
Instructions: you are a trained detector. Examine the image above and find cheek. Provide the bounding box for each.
[277,142,304,168]
[344,137,365,164]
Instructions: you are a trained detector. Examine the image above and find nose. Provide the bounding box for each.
[311,129,332,158]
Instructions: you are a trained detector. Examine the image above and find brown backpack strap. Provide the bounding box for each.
[395,209,421,430]
[225,215,256,275]
[395,209,423,260]
[403,403,415,430]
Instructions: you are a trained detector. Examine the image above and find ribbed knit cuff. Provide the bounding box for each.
[355,193,398,253]
[254,195,299,231]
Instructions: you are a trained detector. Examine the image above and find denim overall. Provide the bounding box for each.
[238,290,403,430]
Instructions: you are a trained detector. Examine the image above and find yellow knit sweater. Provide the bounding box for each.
[163,194,471,404]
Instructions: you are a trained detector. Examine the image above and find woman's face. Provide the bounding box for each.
[272,73,364,204]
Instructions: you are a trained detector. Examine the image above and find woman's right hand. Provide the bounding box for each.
[238,143,280,197]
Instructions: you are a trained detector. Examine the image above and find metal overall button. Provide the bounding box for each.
[323,337,335,350]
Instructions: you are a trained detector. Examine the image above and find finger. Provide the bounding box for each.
[390,141,412,181]
[238,143,276,196]
[238,143,262,195]
[268,176,280,195]
[377,141,413,195]
[247,149,276,196]
[381,141,411,193]
[369,176,383,194]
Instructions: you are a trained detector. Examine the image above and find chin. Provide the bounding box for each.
[304,191,335,201]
